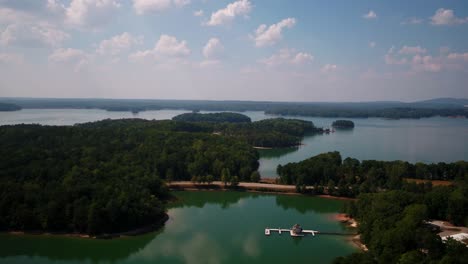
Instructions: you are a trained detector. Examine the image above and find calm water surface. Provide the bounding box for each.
[0,191,355,264]
[1,109,467,177]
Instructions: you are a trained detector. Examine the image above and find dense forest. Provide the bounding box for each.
[0,119,259,235]
[278,152,467,192]
[170,113,320,148]
[0,102,21,111]
[172,112,251,123]
[215,118,321,148]
[335,188,468,263]
[332,120,355,128]
[2,97,467,118]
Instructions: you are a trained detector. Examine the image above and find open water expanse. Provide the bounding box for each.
[0,192,355,264]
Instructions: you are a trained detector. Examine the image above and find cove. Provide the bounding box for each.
[0,191,356,264]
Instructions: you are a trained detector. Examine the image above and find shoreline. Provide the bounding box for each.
[332,213,368,251]
[168,181,356,200]
[4,214,169,240]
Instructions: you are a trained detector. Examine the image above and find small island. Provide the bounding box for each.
[331,120,355,129]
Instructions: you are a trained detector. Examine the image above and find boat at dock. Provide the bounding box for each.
[265,224,318,237]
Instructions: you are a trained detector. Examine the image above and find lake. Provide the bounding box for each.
[1,109,467,177]
[0,191,355,264]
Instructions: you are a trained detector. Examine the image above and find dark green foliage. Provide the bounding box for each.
[0,119,259,235]
[172,112,251,123]
[218,118,321,148]
[332,120,355,128]
[338,191,468,264]
[277,152,468,197]
[0,102,21,111]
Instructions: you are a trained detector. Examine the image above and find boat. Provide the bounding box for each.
[290,224,305,237]
[265,228,270,235]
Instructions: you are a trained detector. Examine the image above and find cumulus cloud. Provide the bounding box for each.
[155,34,190,56]
[96,32,143,56]
[431,8,468,25]
[321,64,337,73]
[398,45,427,55]
[384,45,468,73]
[133,0,190,15]
[202,38,224,59]
[193,9,203,17]
[363,10,377,19]
[206,0,252,26]
[66,0,120,29]
[259,49,313,67]
[401,17,423,25]
[129,34,190,62]
[0,22,69,47]
[253,18,296,47]
[48,48,90,71]
[447,52,468,61]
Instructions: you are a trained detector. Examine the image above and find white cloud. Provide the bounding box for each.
[401,17,423,25]
[48,48,90,71]
[321,64,337,73]
[411,55,441,72]
[193,9,203,17]
[0,52,24,64]
[129,34,190,61]
[66,0,120,29]
[173,0,190,7]
[398,45,427,55]
[132,0,190,14]
[447,52,468,61]
[155,34,190,56]
[0,22,69,47]
[202,38,224,59]
[199,59,221,68]
[206,0,252,26]
[369,41,376,48]
[363,10,377,19]
[431,8,468,25]
[253,18,296,47]
[96,32,143,55]
[259,49,313,67]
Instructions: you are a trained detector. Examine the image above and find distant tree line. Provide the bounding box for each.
[266,107,468,119]
[0,102,21,111]
[0,119,259,235]
[4,98,468,118]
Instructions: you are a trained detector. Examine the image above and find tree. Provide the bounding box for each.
[250,171,261,182]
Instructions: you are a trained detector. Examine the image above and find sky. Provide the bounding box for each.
[0,0,467,102]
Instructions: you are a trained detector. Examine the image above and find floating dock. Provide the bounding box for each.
[265,228,319,237]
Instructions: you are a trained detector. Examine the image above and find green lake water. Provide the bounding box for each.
[0,191,355,264]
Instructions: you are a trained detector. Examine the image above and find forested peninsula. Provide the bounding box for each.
[0,119,260,236]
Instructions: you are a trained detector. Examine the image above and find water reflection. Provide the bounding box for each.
[256,147,298,159]
[0,231,157,263]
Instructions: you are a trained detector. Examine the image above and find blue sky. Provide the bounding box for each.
[0,0,467,101]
